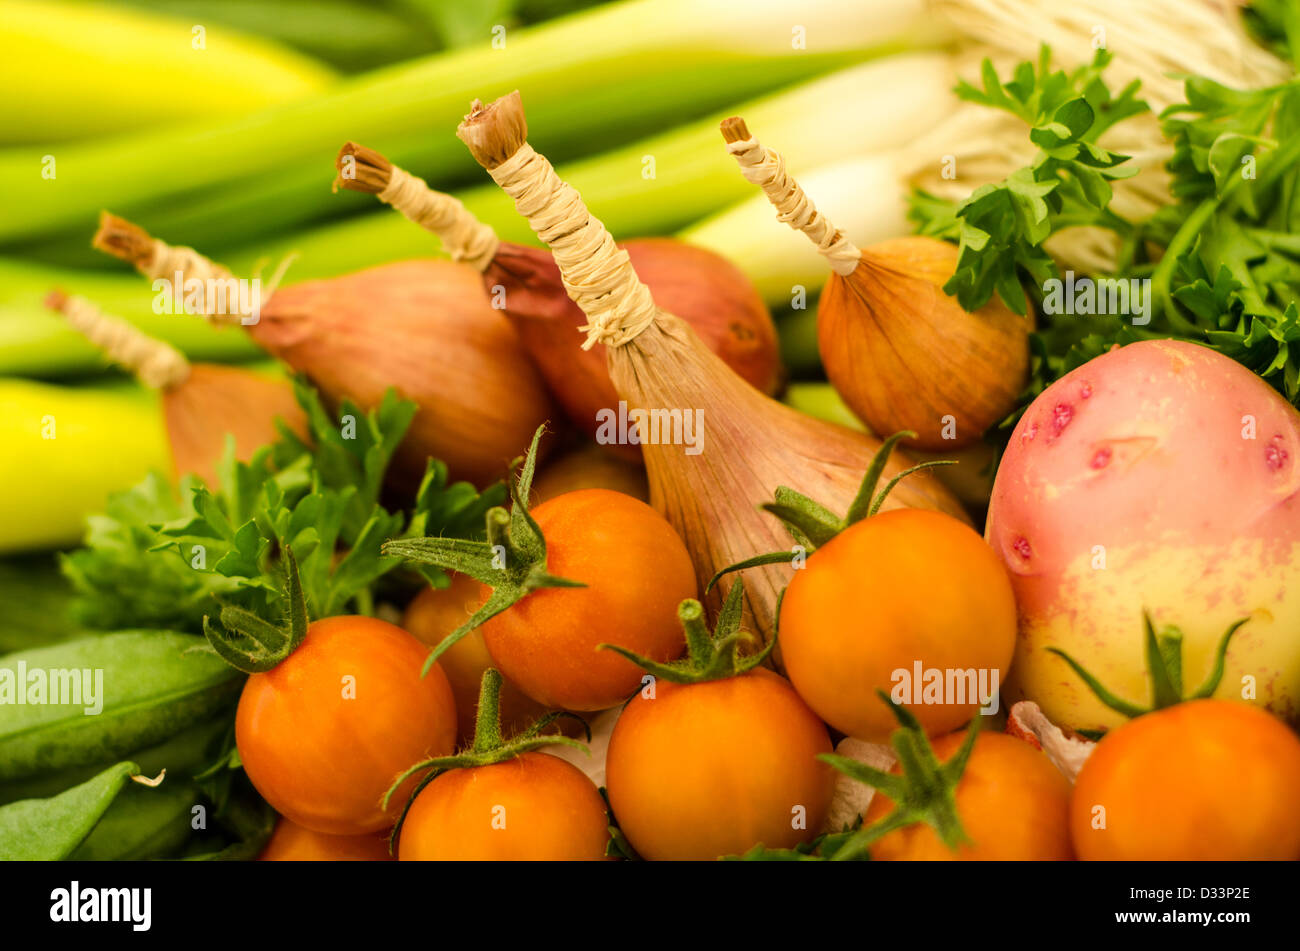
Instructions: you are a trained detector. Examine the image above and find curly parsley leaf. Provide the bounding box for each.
[911,46,1148,315]
[1151,70,1300,400]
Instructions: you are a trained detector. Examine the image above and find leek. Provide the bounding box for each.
[0,379,170,553]
[0,0,336,145]
[0,0,952,245]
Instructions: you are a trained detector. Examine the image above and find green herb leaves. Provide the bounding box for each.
[913,47,1147,315]
[63,378,502,632]
[1151,73,1300,399]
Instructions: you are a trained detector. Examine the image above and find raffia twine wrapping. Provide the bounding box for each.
[375,165,500,272]
[53,293,190,388]
[141,240,296,325]
[49,291,308,486]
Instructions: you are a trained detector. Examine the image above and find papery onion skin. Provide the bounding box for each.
[247,259,556,488]
[457,90,970,655]
[820,236,1030,451]
[612,312,971,654]
[487,237,781,460]
[162,364,308,488]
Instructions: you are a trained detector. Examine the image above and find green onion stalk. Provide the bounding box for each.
[0,0,953,250]
[1,53,961,378]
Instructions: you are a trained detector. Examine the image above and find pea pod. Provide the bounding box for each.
[0,554,87,655]
[181,781,276,861]
[69,779,202,861]
[0,760,140,860]
[0,712,231,806]
[0,631,242,782]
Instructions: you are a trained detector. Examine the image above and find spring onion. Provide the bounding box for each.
[0,0,951,246]
[0,54,964,376]
[250,53,962,270]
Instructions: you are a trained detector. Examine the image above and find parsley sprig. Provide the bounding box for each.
[913,47,1147,315]
[1152,71,1300,397]
[62,379,502,631]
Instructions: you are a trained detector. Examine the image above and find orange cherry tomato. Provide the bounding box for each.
[1070,699,1300,860]
[780,509,1016,741]
[863,731,1073,860]
[403,575,549,745]
[236,615,457,835]
[258,817,392,861]
[479,489,696,711]
[397,752,609,861]
[604,668,834,860]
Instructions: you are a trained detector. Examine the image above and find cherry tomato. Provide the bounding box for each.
[403,575,549,745]
[258,817,392,861]
[780,509,1016,741]
[863,731,1073,860]
[605,668,833,860]
[236,615,457,835]
[1070,699,1300,860]
[397,752,609,860]
[479,489,696,711]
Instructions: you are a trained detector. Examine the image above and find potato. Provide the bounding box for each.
[986,340,1300,731]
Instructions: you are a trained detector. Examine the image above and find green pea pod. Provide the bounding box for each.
[0,760,140,860]
[0,554,87,655]
[0,631,242,782]
[69,779,201,861]
[0,712,231,806]
[181,780,276,861]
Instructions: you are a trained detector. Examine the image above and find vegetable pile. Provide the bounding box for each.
[5,0,1300,865]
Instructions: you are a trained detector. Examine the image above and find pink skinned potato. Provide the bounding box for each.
[986,339,1300,732]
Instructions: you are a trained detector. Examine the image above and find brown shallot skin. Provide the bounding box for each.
[246,259,557,488]
[486,238,781,459]
[819,236,1030,451]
